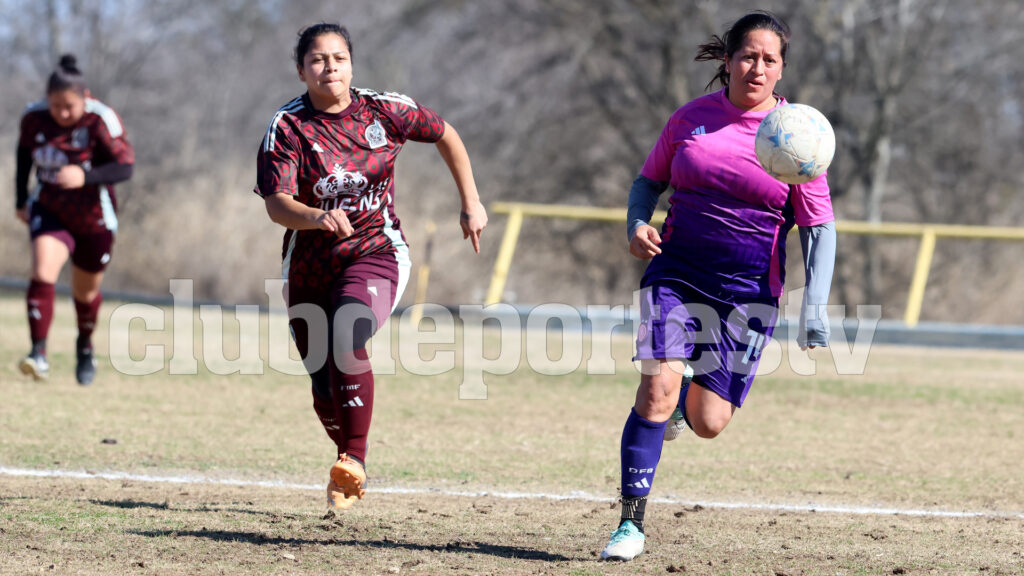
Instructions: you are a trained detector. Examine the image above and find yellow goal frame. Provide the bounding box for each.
[485,202,1024,327]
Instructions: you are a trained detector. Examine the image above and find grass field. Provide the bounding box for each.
[1,292,1023,575]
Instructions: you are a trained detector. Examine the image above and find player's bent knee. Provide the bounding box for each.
[73,288,101,303]
[634,398,674,422]
[635,374,680,421]
[690,413,732,439]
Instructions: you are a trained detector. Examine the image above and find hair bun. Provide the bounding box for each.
[58,53,79,72]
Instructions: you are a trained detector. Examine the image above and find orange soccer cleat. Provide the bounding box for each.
[326,454,366,510]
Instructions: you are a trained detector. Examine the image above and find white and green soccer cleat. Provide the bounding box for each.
[600,520,645,561]
[664,406,688,441]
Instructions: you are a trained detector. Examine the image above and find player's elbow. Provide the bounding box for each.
[266,208,288,227]
[264,196,287,226]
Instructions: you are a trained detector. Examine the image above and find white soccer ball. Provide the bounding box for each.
[755,103,835,185]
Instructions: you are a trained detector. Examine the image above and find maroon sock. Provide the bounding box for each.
[27,280,56,351]
[331,348,374,463]
[312,390,346,453]
[74,293,103,349]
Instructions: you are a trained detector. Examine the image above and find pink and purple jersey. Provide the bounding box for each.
[255,88,445,290]
[20,99,133,235]
[640,88,833,298]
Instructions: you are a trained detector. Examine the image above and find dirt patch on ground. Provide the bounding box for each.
[2,475,1022,576]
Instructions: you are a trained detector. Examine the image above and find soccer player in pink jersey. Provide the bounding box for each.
[16,54,135,386]
[255,23,487,511]
[601,12,836,560]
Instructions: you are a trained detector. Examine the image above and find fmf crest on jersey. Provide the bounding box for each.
[314,164,369,200]
[365,119,388,149]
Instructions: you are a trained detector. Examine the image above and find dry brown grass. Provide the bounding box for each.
[1,292,1023,575]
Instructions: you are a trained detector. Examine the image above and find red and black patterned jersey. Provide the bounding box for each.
[255,88,446,289]
[19,98,134,235]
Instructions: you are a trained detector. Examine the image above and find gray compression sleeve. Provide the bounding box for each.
[798,220,836,347]
[626,175,668,241]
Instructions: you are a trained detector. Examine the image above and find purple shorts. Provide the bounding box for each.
[29,202,115,273]
[635,280,778,407]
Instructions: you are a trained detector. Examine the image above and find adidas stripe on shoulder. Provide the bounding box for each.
[85,99,125,138]
[262,97,305,153]
[354,87,418,110]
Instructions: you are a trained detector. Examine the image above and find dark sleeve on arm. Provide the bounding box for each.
[626,174,668,241]
[83,162,133,186]
[798,221,836,348]
[16,145,32,209]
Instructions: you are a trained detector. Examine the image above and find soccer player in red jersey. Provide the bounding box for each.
[255,23,487,511]
[15,54,135,386]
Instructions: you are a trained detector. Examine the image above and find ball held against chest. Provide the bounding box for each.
[755,104,835,185]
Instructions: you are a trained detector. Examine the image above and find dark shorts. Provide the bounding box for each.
[287,250,410,361]
[634,280,778,407]
[29,202,115,273]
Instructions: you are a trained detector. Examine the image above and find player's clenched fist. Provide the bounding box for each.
[629,224,662,260]
[317,208,354,238]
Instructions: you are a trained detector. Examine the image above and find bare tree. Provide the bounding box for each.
[45,0,61,63]
[2,0,1023,322]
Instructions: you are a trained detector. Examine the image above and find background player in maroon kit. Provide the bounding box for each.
[255,23,487,511]
[15,54,135,386]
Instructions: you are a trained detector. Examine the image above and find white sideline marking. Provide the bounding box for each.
[1,466,1021,520]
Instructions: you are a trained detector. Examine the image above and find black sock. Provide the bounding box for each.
[31,340,46,357]
[76,334,92,353]
[620,495,647,533]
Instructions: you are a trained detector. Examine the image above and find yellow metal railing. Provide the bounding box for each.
[485,201,1024,327]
